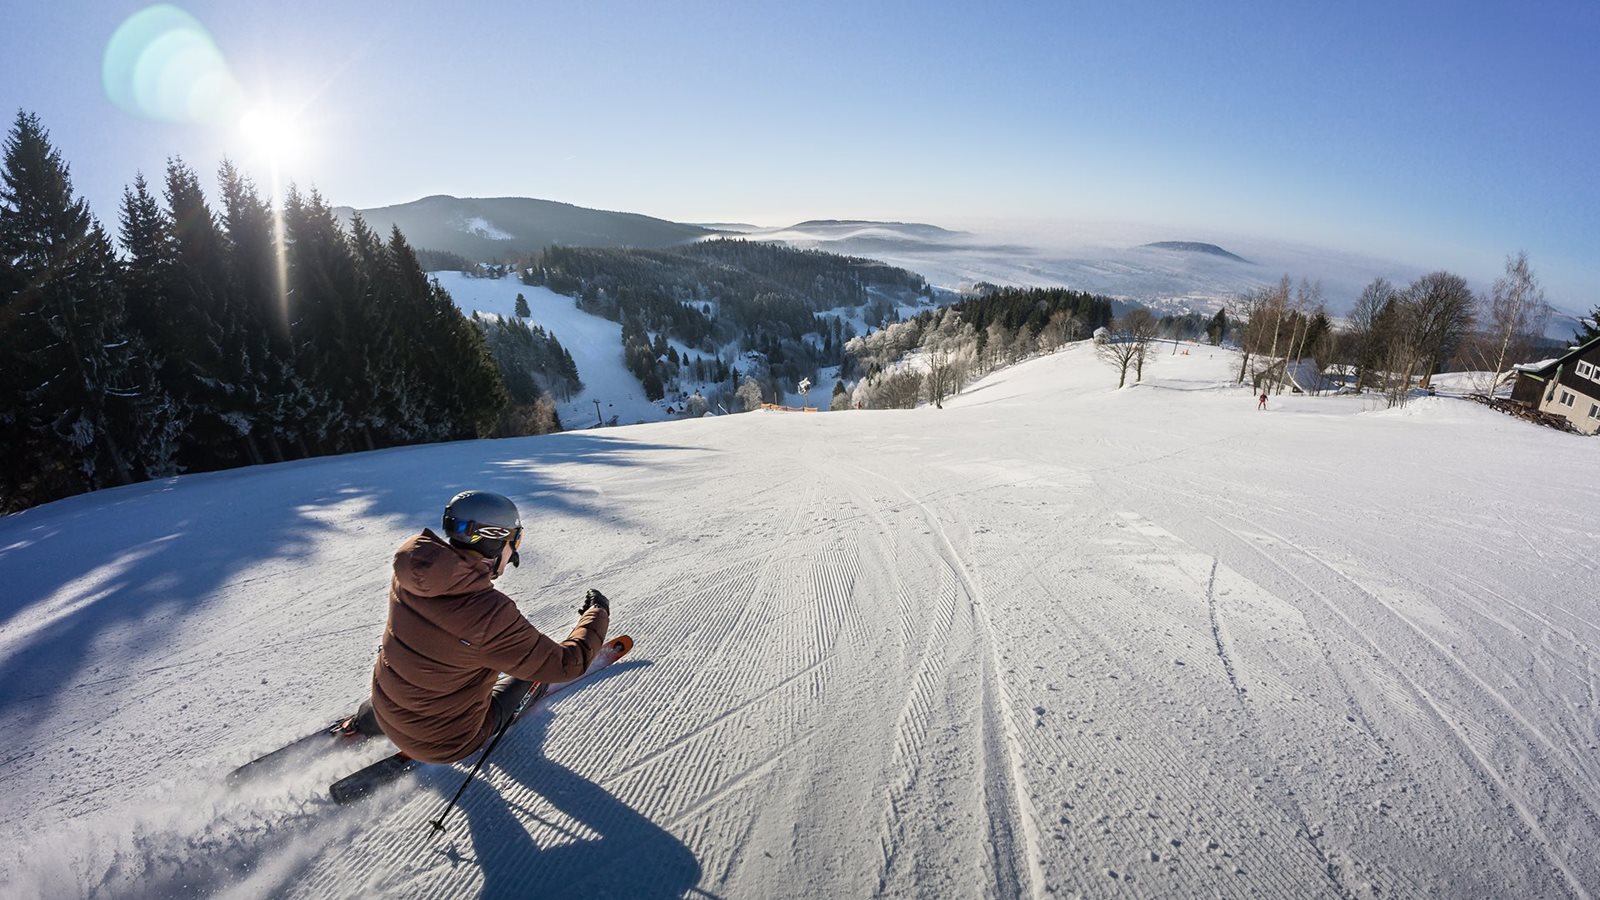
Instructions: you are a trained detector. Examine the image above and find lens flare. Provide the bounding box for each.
[239,107,301,164]
[103,4,244,124]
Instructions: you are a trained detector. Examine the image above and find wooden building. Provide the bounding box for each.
[1510,334,1600,435]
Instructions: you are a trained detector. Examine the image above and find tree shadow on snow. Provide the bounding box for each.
[0,432,706,748]
[435,661,708,900]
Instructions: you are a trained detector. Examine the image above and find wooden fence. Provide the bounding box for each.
[760,403,819,413]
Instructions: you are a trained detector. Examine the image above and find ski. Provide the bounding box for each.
[329,634,635,804]
[227,713,370,785]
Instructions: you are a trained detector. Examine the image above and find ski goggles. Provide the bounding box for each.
[447,518,522,549]
[471,525,522,549]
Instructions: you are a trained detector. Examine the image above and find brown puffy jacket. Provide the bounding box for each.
[369,529,609,763]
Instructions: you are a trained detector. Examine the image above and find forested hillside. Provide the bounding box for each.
[519,239,932,401]
[837,286,1118,409]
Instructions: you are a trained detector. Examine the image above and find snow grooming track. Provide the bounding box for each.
[1207,514,1598,900]
[881,474,1047,900]
[1204,558,1245,703]
[1099,507,1371,898]
[1203,552,1357,899]
[839,465,963,896]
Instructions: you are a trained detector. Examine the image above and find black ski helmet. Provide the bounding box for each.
[442,490,522,567]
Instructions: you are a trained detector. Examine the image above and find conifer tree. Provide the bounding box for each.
[0,112,175,509]
[1575,304,1600,345]
[384,227,450,439]
[384,227,506,438]
[347,212,407,449]
[163,158,261,468]
[118,172,186,401]
[216,161,303,462]
[1206,308,1228,345]
[515,292,530,317]
[282,187,368,451]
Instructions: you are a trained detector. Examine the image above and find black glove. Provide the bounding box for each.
[580,588,610,614]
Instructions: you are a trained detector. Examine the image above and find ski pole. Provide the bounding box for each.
[428,681,548,834]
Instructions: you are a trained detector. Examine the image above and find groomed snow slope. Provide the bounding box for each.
[2,346,1598,898]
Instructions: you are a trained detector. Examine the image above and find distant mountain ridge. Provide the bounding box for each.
[787,219,960,238]
[335,195,714,261]
[344,193,1434,321]
[1139,241,1251,264]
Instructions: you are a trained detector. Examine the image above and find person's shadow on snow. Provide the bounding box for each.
[435,660,708,900]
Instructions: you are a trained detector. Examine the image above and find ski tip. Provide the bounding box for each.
[608,634,633,657]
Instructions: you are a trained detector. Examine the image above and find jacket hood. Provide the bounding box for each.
[393,529,494,598]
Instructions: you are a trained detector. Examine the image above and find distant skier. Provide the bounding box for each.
[345,490,610,764]
[1258,390,1268,410]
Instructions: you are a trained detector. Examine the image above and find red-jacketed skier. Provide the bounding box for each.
[344,490,610,763]
[1258,390,1268,410]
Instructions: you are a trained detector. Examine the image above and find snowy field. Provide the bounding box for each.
[1,346,1597,898]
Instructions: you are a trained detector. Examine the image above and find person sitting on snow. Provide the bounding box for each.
[344,490,610,763]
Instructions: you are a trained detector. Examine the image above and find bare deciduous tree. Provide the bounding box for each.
[1125,309,1160,383]
[1275,278,1322,395]
[1097,310,1158,388]
[735,376,764,411]
[1230,290,1261,383]
[1262,275,1292,384]
[1096,329,1137,388]
[1036,312,1072,353]
[1403,271,1476,390]
[1462,252,1551,397]
[1348,278,1397,391]
[924,347,955,407]
[873,369,925,408]
[1229,278,1289,385]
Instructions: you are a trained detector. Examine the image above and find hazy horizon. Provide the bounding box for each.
[3,1,1595,309]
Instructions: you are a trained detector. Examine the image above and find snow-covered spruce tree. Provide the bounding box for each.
[0,111,177,510]
[514,292,530,318]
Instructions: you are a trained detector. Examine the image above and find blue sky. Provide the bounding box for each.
[2,1,1596,307]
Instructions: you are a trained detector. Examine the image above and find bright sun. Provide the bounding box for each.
[238,107,301,165]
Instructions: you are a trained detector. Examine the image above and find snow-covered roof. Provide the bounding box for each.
[1516,333,1600,375]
